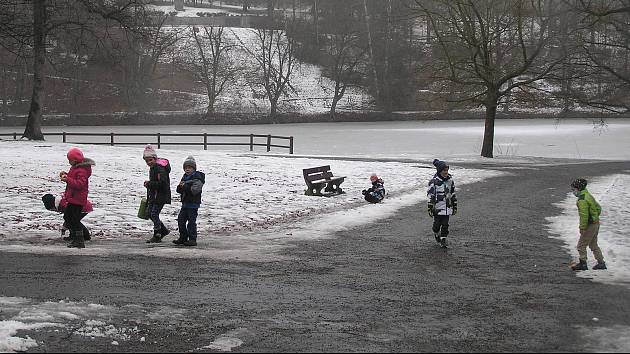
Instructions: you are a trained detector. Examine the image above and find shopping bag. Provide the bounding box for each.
[138,197,149,220]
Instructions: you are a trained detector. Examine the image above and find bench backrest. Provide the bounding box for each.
[303,165,334,182]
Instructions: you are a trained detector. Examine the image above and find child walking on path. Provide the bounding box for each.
[60,147,95,248]
[42,192,93,241]
[174,155,205,247]
[427,159,457,248]
[570,178,607,271]
[143,145,172,243]
[362,174,386,203]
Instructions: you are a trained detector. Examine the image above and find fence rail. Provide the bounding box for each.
[0,132,294,154]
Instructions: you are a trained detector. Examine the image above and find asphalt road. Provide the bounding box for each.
[1,159,630,352]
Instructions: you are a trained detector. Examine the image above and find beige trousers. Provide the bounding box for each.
[577,224,604,262]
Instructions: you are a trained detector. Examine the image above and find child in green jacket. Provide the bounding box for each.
[570,178,606,271]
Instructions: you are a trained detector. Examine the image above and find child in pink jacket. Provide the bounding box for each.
[60,147,95,248]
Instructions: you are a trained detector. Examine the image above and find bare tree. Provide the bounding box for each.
[116,10,182,110]
[0,0,153,140]
[415,0,566,158]
[325,31,365,118]
[189,26,238,114]
[240,28,296,117]
[568,0,630,112]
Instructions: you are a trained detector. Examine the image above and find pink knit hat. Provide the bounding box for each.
[67,147,84,162]
[143,144,157,159]
[370,174,379,182]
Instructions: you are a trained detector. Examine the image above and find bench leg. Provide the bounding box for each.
[325,182,344,194]
[305,184,325,196]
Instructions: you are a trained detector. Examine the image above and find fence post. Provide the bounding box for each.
[157,133,161,149]
[13,132,16,140]
[267,134,271,152]
[289,136,294,154]
[110,133,114,146]
[250,134,254,152]
[62,132,66,143]
[203,133,207,150]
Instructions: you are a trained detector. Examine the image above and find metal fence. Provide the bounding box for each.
[0,132,294,154]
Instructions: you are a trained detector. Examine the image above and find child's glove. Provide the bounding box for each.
[427,203,434,217]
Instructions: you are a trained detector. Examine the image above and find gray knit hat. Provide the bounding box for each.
[183,155,196,170]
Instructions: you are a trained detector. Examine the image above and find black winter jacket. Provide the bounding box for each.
[146,158,171,204]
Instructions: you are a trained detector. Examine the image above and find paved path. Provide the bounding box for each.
[1,160,630,352]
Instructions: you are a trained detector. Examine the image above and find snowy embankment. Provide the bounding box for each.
[546,173,630,287]
[166,26,373,113]
[0,140,500,260]
[546,172,630,353]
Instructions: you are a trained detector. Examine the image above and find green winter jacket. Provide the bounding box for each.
[576,189,601,230]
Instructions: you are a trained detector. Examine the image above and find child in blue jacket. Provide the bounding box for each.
[174,155,205,246]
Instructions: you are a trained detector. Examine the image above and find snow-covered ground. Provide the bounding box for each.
[547,173,630,286]
[0,139,499,261]
[1,118,630,352]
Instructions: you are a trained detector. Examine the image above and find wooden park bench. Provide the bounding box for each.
[303,165,346,196]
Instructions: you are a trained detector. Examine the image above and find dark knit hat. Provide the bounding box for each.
[42,194,56,211]
[571,178,587,191]
[433,159,449,173]
[183,155,196,170]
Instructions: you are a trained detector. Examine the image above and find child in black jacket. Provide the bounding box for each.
[143,144,172,243]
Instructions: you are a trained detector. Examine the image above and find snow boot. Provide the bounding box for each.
[439,237,448,248]
[593,261,607,270]
[82,224,91,241]
[571,259,588,271]
[146,230,163,243]
[160,225,170,238]
[146,235,162,243]
[183,240,197,247]
[172,236,186,245]
[434,232,440,244]
[67,230,85,248]
[64,226,90,241]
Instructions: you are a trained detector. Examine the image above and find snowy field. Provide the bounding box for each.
[1,118,630,352]
[0,139,499,261]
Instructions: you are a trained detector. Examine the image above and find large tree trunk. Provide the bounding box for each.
[267,0,274,18]
[383,0,392,113]
[481,101,497,158]
[23,0,46,141]
[362,0,380,105]
[1,65,7,117]
[330,96,340,119]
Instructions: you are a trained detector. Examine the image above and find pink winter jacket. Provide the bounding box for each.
[59,192,93,213]
[64,158,95,207]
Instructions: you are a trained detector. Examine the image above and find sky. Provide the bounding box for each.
[1,118,629,352]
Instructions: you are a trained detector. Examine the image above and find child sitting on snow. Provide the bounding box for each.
[362,174,386,203]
